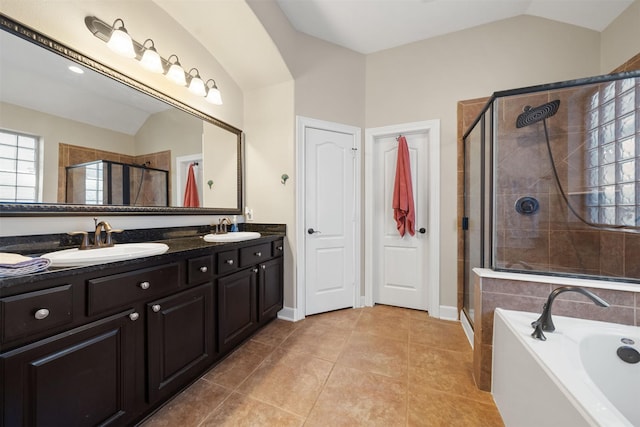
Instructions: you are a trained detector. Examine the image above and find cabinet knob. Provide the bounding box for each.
[152,304,161,313]
[226,259,234,265]
[255,252,262,257]
[129,312,139,321]
[277,246,283,251]
[34,308,50,320]
[199,266,208,273]
[252,268,258,273]
[261,264,266,270]
[139,281,150,290]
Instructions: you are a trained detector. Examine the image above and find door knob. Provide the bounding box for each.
[418,228,426,234]
[308,228,321,234]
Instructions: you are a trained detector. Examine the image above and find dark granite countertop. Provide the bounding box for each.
[0,223,285,293]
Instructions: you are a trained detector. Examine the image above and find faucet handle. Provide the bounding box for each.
[530,321,547,341]
[68,231,90,250]
[104,229,123,246]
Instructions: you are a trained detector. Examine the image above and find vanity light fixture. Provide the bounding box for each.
[205,79,223,105]
[166,54,187,86]
[106,19,136,58]
[139,39,163,73]
[85,15,223,105]
[188,68,207,96]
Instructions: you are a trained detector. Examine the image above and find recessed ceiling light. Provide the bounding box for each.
[68,65,84,74]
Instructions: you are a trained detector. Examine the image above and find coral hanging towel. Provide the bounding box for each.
[183,163,200,208]
[392,136,415,237]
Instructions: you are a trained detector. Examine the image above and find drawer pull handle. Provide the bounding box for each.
[261,264,266,270]
[199,266,208,273]
[252,268,258,273]
[152,304,161,313]
[255,252,262,257]
[277,246,283,251]
[139,281,150,290]
[129,312,139,321]
[34,308,50,320]
[226,259,234,265]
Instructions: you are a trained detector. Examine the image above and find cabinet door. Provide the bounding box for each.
[217,268,257,354]
[1,310,138,427]
[258,258,284,323]
[146,284,214,403]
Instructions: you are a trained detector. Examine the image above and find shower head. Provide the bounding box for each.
[515,100,561,128]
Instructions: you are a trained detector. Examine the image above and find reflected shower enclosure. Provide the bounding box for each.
[66,160,168,206]
[462,70,640,326]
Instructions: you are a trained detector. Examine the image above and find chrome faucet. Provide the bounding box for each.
[531,286,609,341]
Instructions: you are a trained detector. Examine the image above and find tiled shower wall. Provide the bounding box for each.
[472,270,640,391]
[57,143,171,204]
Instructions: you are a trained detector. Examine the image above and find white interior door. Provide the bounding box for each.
[303,124,359,316]
[373,131,429,310]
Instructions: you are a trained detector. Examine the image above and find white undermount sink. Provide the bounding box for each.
[203,231,261,243]
[41,243,169,267]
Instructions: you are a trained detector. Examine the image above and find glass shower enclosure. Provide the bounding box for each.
[66,160,169,207]
[462,70,640,327]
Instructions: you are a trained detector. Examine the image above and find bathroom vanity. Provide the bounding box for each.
[0,234,284,426]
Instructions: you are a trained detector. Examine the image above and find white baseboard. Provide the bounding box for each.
[277,306,299,322]
[439,305,458,321]
[460,310,474,349]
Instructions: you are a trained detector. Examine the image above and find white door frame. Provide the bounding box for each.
[364,121,440,317]
[296,116,362,321]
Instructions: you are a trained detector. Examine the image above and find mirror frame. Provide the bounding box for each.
[0,14,243,216]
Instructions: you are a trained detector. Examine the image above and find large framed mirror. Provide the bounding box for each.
[0,14,243,216]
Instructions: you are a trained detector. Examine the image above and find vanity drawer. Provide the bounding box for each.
[216,250,238,275]
[272,239,284,258]
[87,263,180,316]
[187,255,213,284]
[240,243,271,268]
[1,285,73,343]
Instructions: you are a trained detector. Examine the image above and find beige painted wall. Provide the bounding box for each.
[243,81,296,307]
[366,15,602,307]
[601,0,640,72]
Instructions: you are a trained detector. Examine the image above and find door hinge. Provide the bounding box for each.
[462,217,469,230]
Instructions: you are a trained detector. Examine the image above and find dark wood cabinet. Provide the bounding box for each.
[0,235,284,426]
[258,258,284,322]
[1,309,138,427]
[217,267,257,354]
[146,283,215,403]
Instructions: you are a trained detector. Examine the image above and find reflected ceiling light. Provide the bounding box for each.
[188,68,207,96]
[166,54,187,86]
[107,19,136,58]
[205,79,223,105]
[68,65,84,74]
[139,39,163,73]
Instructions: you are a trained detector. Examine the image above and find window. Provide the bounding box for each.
[0,130,41,203]
[585,78,639,226]
[83,161,104,205]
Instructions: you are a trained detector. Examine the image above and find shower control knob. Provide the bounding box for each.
[152,304,161,313]
[418,228,426,234]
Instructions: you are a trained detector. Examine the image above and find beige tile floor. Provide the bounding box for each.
[142,305,504,427]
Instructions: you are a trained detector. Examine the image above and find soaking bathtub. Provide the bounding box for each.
[492,308,640,427]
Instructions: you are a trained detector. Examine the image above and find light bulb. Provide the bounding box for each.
[107,19,135,58]
[139,40,163,73]
[205,80,223,105]
[166,55,186,86]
